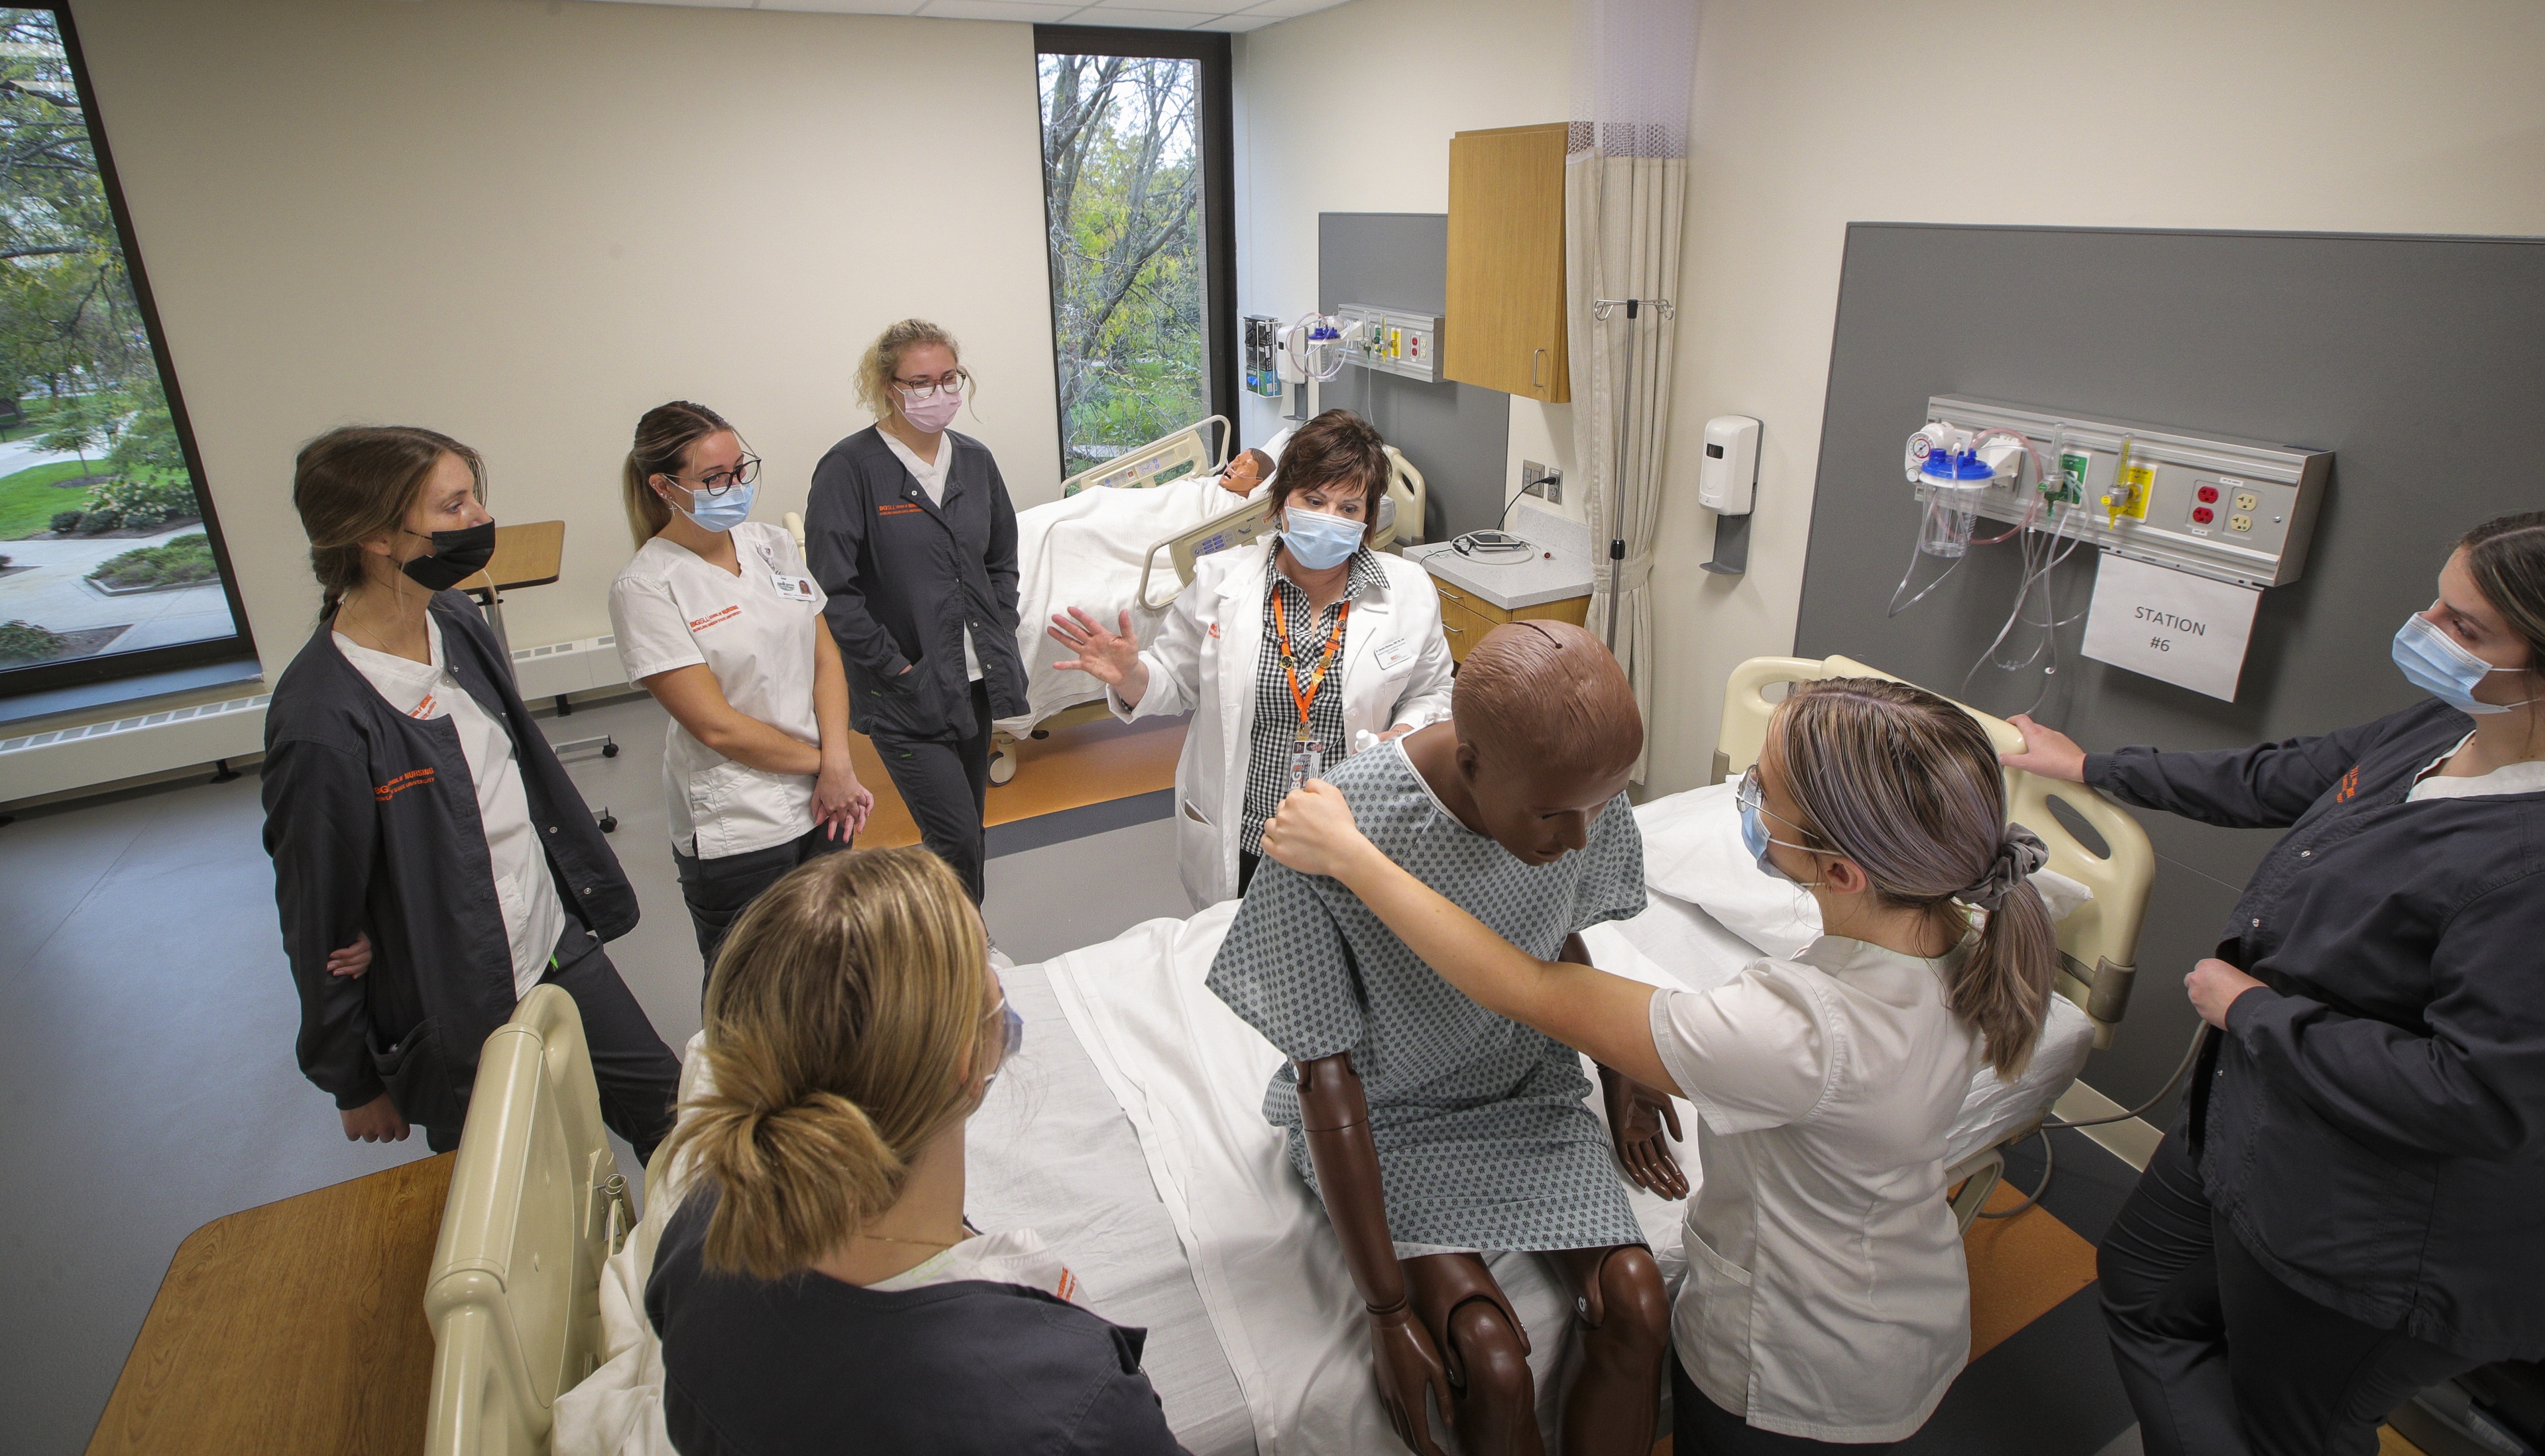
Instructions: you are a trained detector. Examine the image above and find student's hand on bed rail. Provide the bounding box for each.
[1261,780,1382,881]
[1050,608,1149,703]
[1367,1301,1455,1456]
[2002,714,2089,783]
[325,931,374,979]
[1599,1064,1689,1199]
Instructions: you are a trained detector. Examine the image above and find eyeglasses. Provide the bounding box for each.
[1736,765,1820,854]
[894,371,966,402]
[982,993,1024,1066]
[677,455,761,496]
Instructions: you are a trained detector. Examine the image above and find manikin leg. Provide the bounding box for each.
[1552,1245,1671,1456]
[1405,1252,1542,1456]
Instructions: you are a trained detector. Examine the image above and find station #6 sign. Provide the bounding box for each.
[2080,551,2263,701]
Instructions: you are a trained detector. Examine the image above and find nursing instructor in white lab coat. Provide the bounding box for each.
[1050,409,1454,908]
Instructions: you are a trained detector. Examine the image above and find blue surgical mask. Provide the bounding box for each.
[1279,505,1363,571]
[677,480,755,534]
[1736,769,1822,887]
[2393,612,2534,715]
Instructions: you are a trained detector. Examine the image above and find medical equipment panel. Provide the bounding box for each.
[1334,303,1444,385]
[1243,315,1283,398]
[1911,396,2330,589]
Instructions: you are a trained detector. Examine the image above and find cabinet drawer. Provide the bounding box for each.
[1436,597,1486,662]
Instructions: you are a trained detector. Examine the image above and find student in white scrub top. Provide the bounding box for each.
[263,426,680,1161]
[1259,675,2064,1453]
[609,401,874,978]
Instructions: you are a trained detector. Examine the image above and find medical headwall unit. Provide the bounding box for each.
[1907,396,2330,590]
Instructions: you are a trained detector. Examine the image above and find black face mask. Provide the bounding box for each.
[400,520,496,591]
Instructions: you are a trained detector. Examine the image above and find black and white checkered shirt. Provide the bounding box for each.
[1239,547,1387,856]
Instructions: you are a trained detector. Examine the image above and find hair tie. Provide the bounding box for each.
[1962,824,2048,911]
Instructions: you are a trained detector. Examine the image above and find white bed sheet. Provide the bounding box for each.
[1002,472,1267,734]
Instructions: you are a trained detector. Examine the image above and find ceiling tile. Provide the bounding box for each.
[915,0,1086,19]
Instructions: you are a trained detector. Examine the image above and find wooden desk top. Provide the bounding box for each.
[457,518,565,596]
[85,1152,455,1456]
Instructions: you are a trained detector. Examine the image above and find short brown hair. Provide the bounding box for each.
[659,847,993,1280]
[292,425,484,613]
[1269,409,1390,522]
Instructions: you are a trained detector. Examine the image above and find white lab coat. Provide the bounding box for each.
[1646,935,1984,1444]
[1112,542,1455,909]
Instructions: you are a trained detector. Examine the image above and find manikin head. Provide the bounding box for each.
[1446,621,1642,865]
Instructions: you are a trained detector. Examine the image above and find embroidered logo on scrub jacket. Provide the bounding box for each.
[877,502,923,517]
[687,605,741,634]
[374,767,436,801]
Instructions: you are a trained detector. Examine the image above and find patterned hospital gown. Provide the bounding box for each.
[1205,741,1649,1252]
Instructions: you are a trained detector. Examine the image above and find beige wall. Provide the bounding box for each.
[1230,0,1581,526]
[1241,0,2545,791]
[70,0,1060,678]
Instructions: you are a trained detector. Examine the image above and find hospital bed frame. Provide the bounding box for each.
[1711,654,2155,1229]
[422,986,635,1456]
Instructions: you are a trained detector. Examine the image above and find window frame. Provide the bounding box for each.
[1032,25,1238,476]
[0,3,258,700]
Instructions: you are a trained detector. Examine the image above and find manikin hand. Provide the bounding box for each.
[1600,1063,1689,1199]
[1260,779,1379,880]
[1367,1300,1455,1456]
[325,931,374,979]
[1049,607,1147,699]
[2002,714,2089,783]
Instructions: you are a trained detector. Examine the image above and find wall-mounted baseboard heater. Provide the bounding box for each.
[0,632,632,805]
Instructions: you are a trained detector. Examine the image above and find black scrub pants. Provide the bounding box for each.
[673,822,854,980]
[870,679,993,904]
[422,924,681,1166]
[2100,1117,2476,1456]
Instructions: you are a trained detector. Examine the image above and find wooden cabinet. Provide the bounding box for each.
[1430,575,1589,664]
[1445,122,1570,403]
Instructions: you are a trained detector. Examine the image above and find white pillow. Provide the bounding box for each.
[1632,783,2092,961]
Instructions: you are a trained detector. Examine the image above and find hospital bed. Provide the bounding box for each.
[785,417,1428,786]
[427,652,2152,1456]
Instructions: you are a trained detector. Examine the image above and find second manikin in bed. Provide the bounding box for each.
[1206,621,1675,1456]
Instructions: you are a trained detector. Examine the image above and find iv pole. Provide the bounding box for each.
[1590,296,1673,651]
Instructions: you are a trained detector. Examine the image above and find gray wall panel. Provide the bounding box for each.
[1797,223,2545,1119]
[1318,211,1510,541]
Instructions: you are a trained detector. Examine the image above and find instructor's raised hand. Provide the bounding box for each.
[1049,606,1150,706]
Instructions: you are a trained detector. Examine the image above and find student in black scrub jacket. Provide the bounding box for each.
[803,319,1028,905]
[261,426,680,1159]
[2002,512,2545,1456]
[646,847,1185,1455]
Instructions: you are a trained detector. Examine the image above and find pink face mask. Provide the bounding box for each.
[899,387,962,433]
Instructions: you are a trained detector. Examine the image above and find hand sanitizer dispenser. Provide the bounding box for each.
[1697,416,1760,514]
[1698,415,1760,575]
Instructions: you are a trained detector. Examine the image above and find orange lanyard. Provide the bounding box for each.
[1271,588,1349,740]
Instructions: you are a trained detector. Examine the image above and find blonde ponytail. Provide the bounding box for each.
[1774,678,2055,1081]
[657,847,988,1280]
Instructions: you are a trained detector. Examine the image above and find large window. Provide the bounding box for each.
[0,6,253,700]
[1035,27,1234,482]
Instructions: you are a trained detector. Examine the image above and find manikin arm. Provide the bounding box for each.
[1565,934,1687,1200]
[1297,1054,1454,1456]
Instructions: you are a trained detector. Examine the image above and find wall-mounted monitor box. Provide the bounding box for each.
[1337,302,1444,384]
[1923,395,2331,588]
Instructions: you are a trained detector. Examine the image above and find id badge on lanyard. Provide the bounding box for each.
[1275,589,1346,789]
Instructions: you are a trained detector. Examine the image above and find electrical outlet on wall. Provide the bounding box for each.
[1521,461,1563,504]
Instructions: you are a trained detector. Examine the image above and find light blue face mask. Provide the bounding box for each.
[1279,505,1364,571]
[2393,612,2534,715]
[672,479,754,533]
[1736,769,1821,887]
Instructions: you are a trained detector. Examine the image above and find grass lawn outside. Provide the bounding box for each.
[0,396,70,444]
[0,459,111,539]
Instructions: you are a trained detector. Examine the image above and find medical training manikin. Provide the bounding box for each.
[1207,622,1674,1455]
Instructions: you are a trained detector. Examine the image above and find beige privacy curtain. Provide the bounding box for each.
[1568,0,1697,784]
